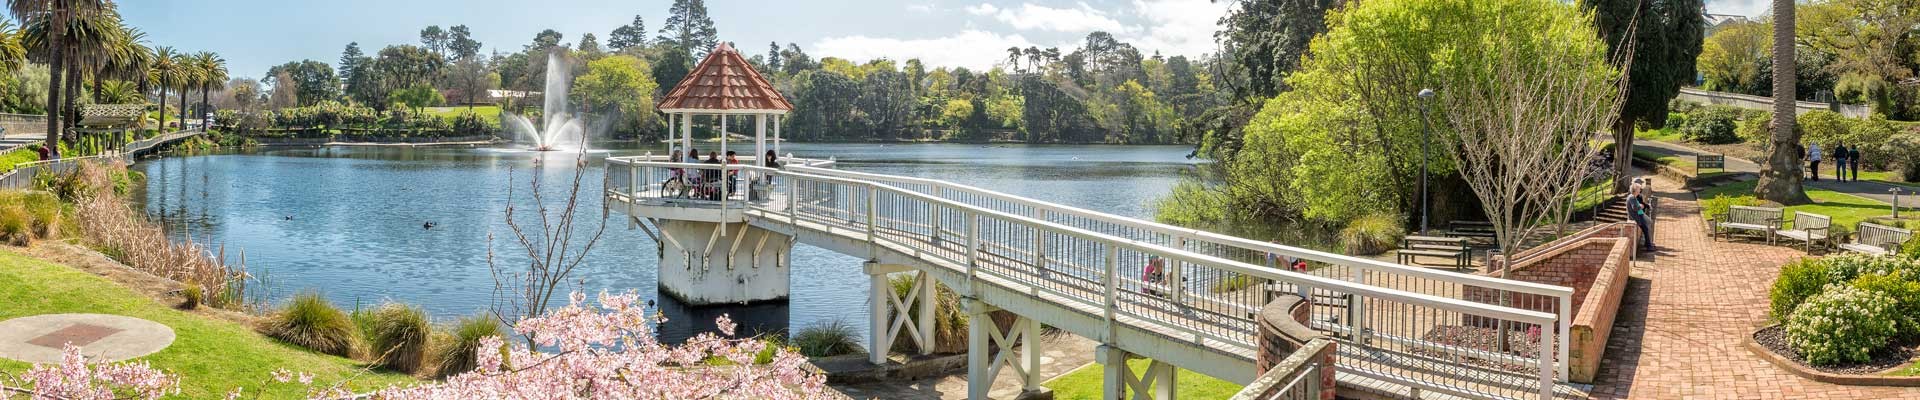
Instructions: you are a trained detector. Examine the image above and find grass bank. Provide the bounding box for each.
[1044,358,1243,399]
[0,249,414,398]
[423,105,502,126]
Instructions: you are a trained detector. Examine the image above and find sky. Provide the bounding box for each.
[119,0,1774,83]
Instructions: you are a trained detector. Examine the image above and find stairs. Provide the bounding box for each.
[1594,197,1630,223]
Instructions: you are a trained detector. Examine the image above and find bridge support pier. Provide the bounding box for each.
[1099,345,1177,400]
[654,219,793,305]
[866,262,936,365]
[965,299,1046,400]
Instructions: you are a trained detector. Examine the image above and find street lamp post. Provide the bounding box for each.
[1418,88,1436,235]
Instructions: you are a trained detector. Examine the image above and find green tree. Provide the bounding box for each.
[420,25,447,57]
[389,82,442,115]
[191,51,226,118]
[448,25,481,61]
[1699,21,1770,94]
[371,45,445,108]
[1583,0,1704,193]
[8,0,108,158]
[1797,0,1920,117]
[571,54,659,136]
[656,0,718,58]
[1214,0,1344,98]
[265,60,339,107]
[607,16,647,50]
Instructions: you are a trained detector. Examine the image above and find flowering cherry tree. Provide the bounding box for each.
[6,291,829,400]
[0,346,177,400]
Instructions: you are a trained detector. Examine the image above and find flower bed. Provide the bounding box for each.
[1758,252,1920,378]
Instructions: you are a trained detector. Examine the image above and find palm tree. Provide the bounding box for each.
[190,51,225,120]
[1006,46,1021,72]
[148,45,179,130]
[9,0,109,159]
[1753,0,1811,204]
[176,51,202,129]
[0,20,25,72]
[26,6,122,128]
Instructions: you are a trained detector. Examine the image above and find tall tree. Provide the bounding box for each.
[148,46,179,128]
[448,25,481,61]
[1698,21,1771,94]
[577,33,601,54]
[607,15,648,50]
[265,60,340,106]
[9,0,107,158]
[1214,0,1343,98]
[1755,0,1811,204]
[420,25,448,57]
[765,41,780,71]
[528,29,563,52]
[191,51,226,118]
[1797,0,1920,117]
[656,0,718,58]
[1584,0,1705,193]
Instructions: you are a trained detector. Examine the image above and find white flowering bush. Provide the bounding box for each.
[1786,285,1900,366]
[1822,253,1920,283]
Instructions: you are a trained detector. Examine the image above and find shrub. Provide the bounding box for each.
[1662,112,1687,130]
[1786,285,1899,366]
[365,303,432,373]
[1799,110,1851,148]
[791,320,863,357]
[1770,258,1832,320]
[1733,111,1772,144]
[181,285,202,310]
[1681,106,1743,144]
[261,292,358,357]
[1668,98,1702,114]
[1339,212,1405,256]
[1700,195,1762,222]
[1904,236,1920,259]
[888,274,968,354]
[433,314,503,378]
[1851,273,1920,340]
[1822,253,1920,284]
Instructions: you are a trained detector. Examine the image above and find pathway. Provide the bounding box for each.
[1588,174,1920,399]
[1634,139,1918,207]
[0,313,174,364]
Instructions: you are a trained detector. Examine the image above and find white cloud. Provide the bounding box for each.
[1707,0,1768,18]
[906,2,936,14]
[979,2,1128,33]
[1120,0,1233,58]
[813,30,1040,70]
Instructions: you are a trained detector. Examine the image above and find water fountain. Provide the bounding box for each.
[503,52,586,152]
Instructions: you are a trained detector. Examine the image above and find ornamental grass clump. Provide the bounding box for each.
[792,320,864,358]
[0,190,62,245]
[1339,212,1404,256]
[262,292,357,357]
[888,274,969,354]
[1785,285,1900,366]
[432,314,502,378]
[366,303,432,374]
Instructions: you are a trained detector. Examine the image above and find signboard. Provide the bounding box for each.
[1696,154,1725,174]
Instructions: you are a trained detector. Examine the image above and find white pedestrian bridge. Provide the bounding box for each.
[606,154,1586,400]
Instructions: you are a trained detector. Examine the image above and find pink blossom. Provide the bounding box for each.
[8,345,178,400]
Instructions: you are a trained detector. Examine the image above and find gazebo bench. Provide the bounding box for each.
[1841,222,1912,256]
[1773,211,1831,253]
[1710,205,1781,242]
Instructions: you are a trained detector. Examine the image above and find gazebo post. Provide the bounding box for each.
[774,114,782,156]
[681,112,693,157]
[755,114,766,166]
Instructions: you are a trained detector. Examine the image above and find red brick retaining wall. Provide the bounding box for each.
[1468,223,1638,383]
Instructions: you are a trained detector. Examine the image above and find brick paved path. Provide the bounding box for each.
[1590,176,1920,399]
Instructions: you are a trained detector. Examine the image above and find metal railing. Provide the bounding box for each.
[785,164,1575,381]
[0,128,202,190]
[605,157,1569,399]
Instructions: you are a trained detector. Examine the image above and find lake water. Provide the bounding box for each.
[134,142,1196,342]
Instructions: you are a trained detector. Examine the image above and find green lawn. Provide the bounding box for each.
[1697,181,1894,230]
[1045,358,1244,400]
[1633,127,1684,143]
[1631,148,1694,172]
[1,147,39,173]
[0,249,415,398]
[423,105,502,126]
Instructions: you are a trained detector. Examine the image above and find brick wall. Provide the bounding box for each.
[1461,223,1636,384]
[1248,296,1338,400]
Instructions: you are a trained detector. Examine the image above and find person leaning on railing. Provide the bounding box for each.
[702,152,724,201]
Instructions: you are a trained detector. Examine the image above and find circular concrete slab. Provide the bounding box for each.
[0,314,175,364]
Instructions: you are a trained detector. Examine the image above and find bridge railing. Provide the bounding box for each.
[787,165,1574,381]
[760,169,1561,399]
[605,154,835,207]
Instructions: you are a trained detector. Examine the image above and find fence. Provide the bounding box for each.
[0,113,46,137]
[1677,88,1871,118]
[607,156,1571,399]
[0,128,202,190]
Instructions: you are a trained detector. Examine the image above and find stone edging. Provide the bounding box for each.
[1744,324,1920,387]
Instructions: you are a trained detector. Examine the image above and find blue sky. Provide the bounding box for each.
[120,0,1773,83]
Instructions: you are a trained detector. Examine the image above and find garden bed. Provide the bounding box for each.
[1747,324,1920,386]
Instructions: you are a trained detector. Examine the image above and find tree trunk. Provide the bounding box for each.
[1612,120,1633,193]
[1753,0,1812,205]
[157,88,168,131]
[201,85,210,122]
[65,55,82,132]
[91,68,104,104]
[178,85,188,131]
[44,16,64,159]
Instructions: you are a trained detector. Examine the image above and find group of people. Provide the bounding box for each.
[663,148,782,201]
[1805,142,1863,182]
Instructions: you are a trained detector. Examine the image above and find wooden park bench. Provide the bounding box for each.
[1397,235,1471,270]
[1773,211,1831,253]
[1710,205,1781,242]
[1840,222,1912,256]
[1445,220,1497,240]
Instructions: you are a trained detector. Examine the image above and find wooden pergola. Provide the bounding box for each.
[657,42,794,162]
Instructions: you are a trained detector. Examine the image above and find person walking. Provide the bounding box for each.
[1807,142,1823,181]
[1850,146,1862,181]
[1627,178,1655,251]
[1832,143,1849,181]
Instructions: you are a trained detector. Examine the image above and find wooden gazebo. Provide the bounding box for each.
[657,42,793,162]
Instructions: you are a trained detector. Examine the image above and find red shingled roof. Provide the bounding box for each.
[657,43,794,112]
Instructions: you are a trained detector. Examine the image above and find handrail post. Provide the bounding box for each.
[787,174,798,224]
[1103,245,1118,342]
[931,186,944,242]
[1348,267,1367,343]
[966,211,979,294]
[867,184,878,259]
[1539,319,1557,399]
[1558,292,1571,381]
